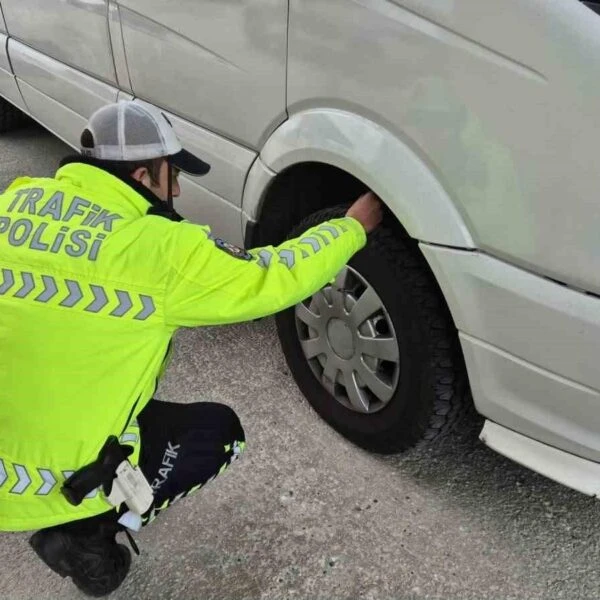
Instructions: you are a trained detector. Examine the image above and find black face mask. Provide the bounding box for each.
[167,162,174,214]
[59,155,184,222]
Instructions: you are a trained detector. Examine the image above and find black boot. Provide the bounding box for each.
[29,518,131,597]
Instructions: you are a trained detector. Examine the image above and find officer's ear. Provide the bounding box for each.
[131,167,152,189]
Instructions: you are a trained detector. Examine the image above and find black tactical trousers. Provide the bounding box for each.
[49,399,246,534]
[137,399,246,525]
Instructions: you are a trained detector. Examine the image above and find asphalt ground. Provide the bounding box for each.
[1,122,599,600]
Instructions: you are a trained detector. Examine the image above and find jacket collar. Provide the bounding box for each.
[56,155,184,221]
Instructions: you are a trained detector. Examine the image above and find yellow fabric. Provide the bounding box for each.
[0,162,366,531]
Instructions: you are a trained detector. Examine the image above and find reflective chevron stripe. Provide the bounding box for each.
[111,290,133,317]
[254,222,350,270]
[120,433,139,444]
[0,269,156,320]
[135,295,155,320]
[277,249,295,269]
[85,487,100,499]
[14,272,35,298]
[315,232,330,246]
[60,279,83,307]
[36,468,57,496]
[0,460,105,500]
[35,275,58,303]
[10,464,31,494]
[85,285,108,313]
[300,237,321,253]
[318,224,340,239]
[257,249,273,268]
[0,268,15,294]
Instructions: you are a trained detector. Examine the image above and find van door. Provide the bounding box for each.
[2,0,116,85]
[118,0,288,149]
[2,0,118,147]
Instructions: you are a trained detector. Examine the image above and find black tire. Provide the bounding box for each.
[275,206,468,453]
[0,97,27,133]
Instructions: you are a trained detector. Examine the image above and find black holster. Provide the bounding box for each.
[61,436,133,506]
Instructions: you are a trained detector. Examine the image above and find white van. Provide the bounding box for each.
[1,0,599,496]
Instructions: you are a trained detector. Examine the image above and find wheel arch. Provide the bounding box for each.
[242,108,475,249]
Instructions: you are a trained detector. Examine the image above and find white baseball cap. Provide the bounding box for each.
[80,101,210,176]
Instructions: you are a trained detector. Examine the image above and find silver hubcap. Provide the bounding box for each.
[295,266,400,414]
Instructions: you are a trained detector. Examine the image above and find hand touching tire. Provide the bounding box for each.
[346,191,383,234]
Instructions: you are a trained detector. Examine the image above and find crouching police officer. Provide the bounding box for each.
[0,102,382,596]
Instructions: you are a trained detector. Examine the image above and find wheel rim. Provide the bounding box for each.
[294,266,400,414]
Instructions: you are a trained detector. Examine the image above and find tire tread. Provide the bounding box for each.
[370,225,468,450]
[276,206,470,453]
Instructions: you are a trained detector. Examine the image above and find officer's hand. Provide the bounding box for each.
[346,191,383,234]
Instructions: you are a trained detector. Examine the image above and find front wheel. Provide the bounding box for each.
[275,207,467,453]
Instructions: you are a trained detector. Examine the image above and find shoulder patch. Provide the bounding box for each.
[214,238,253,261]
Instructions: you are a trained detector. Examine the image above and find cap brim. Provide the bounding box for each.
[168,149,211,176]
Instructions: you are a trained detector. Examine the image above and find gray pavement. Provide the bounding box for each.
[1,123,599,600]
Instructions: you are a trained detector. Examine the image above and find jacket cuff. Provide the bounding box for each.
[334,216,367,250]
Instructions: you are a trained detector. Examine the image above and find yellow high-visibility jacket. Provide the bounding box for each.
[0,162,366,531]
